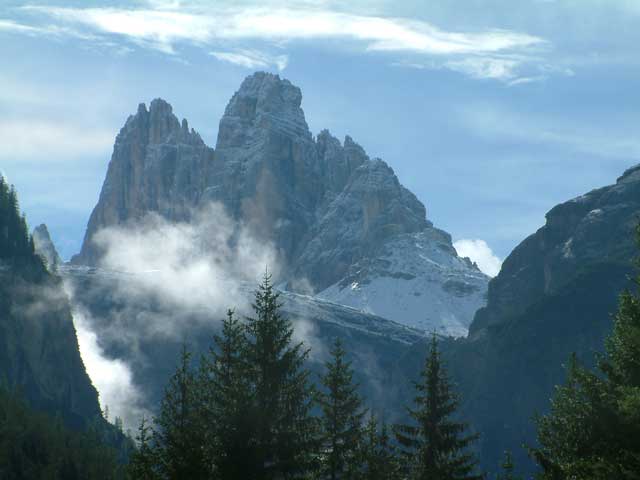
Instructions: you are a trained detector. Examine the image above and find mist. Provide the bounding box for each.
[66,202,286,429]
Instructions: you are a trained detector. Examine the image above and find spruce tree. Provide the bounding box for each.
[357,414,400,480]
[200,309,255,479]
[395,334,482,480]
[319,337,367,480]
[128,415,159,480]
[154,346,207,480]
[244,271,318,479]
[534,227,640,479]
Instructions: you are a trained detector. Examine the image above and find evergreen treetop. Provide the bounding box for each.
[318,337,367,480]
[395,333,482,480]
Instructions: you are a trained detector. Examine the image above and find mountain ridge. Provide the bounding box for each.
[71,72,488,333]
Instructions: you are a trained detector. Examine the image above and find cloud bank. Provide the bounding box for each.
[68,294,149,431]
[454,238,502,277]
[93,204,280,323]
[6,3,548,82]
[66,203,284,428]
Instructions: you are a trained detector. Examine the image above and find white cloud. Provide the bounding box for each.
[0,119,113,161]
[70,299,149,431]
[14,4,547,81]
[63,203,284,429]
[454,238,502,277]
[0,19,42,34]
[92,203,281,334]
[445,56,521,81]
[210,49,289,71]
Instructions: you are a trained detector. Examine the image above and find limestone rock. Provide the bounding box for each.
[33,223,62,269]
[74,72,489,333]
[72,99,214,265]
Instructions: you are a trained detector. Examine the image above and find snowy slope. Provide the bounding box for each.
[317,227,488,337]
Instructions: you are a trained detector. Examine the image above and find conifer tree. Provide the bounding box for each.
[534,227,640,479]
[128,415,159,480]
[244,271,318,479]
[319,337,367,480]
[357,414,400,480]
[395,334,482,480]
[200,309,255,479]
[154,346,207,480]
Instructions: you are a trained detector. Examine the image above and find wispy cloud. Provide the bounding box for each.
[10,4,548,81]
[445,56,522,82]
[457,103,640,160]
[0,119,113,161]
[211,49,288,71]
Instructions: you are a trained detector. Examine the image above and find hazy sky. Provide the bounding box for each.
[1,0,639,262]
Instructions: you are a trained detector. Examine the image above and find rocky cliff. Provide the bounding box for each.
[72,99,215,266]
[471,163,640,336]
[33,223,62,269]
[0,182,102,429]
[395,163,640,474]
[73,72,488,334]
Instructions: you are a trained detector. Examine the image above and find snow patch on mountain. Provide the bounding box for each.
[317,228,489,337]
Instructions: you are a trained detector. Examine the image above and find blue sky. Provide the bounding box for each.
[1,0,639,265]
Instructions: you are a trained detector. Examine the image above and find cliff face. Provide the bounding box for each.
[0,272,101,427]
[72,99,215,266]
[73,72,488,333]
[209,74,434,291]
[33,223,62,269]
[394,164,640,474]
[0,183,101,429]
[471,164,640,336]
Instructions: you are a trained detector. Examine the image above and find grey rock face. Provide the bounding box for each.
[74,72,488,332]
[471,164,640,336]
[296,158,429,289]
[33,224,62,269]
[72,99,215,265]
[406,163,640,475]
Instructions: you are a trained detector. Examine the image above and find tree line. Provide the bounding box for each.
[129,249,640,480]
[128,274,485,480]
[0,176,39,264]
[0,386,125,480]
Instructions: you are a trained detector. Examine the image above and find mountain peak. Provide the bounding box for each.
[216,71,311,148]
[617,163,640,184]
[119,98,204,147]
[33,223,62,269]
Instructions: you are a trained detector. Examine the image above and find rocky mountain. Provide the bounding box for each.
[72,99,215,266]
[318,228,488,336]
[0,180,101,429]
[72,72,488,334]
[33,223,62,270]
[394,163,640,474]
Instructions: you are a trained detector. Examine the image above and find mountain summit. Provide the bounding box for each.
[73,72,488,334]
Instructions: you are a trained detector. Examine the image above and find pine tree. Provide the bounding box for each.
[534,227,640,479]
[128,415,159,480]
[154,346,208,480]
[244,271,318,479]
[200,309,256,479]
[357,414,401,480]
[395,334,482,480]
[496,451,521,480]
[319,337,367,480]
